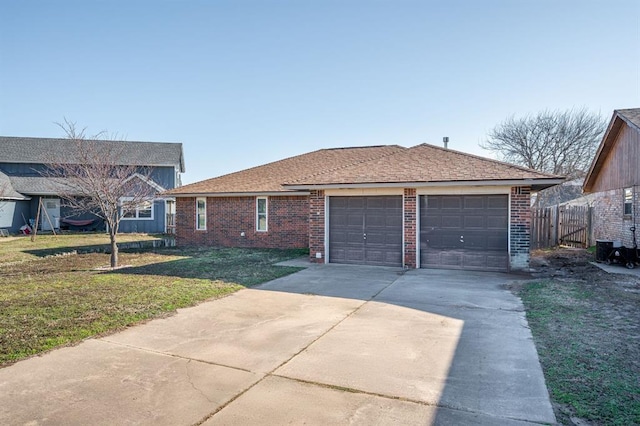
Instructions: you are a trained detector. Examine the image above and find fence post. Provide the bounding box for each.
[587,206,593,247]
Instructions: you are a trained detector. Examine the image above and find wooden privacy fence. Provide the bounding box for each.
[531,205,592,249]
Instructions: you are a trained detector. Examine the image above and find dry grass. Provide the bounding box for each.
[518,249,640,425]
[0,236,306,367]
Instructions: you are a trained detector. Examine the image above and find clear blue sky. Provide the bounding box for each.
[1,1,638,184]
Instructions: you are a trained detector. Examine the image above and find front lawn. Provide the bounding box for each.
[0,232,164,265]
[0,242,306,367]
[517,249,640,425]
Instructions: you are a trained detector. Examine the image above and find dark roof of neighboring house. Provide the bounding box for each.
[0,171,30,200]
[166,144,562,196]
[0,136,185,172]
[583,108,640,192]
[8,176,81,196]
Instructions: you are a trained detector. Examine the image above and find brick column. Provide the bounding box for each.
[510,186,531,271]
[309,190,325,263]
[403,188,417,268]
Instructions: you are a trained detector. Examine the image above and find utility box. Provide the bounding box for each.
[595,240,613,262]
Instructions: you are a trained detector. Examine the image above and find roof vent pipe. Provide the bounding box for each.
[443,137,449,149]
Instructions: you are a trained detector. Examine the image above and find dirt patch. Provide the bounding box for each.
[515,248,640,425]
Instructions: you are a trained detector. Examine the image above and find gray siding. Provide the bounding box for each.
[0,200,30,233]
[118,200,166,234]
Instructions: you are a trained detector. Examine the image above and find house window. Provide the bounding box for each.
[196,197,207,230]
[121,198,154,220]
[624,188,633,216]
[256,197,268,231]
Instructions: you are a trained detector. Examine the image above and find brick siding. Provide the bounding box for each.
[592,188,639,247]
[176,187,533,271]
[510,186,531,271]
[175,196,308,249]
[309,190,325,263]
[403,188,417,268]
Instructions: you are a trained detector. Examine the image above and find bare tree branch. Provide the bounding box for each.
[41,119,157,267]
[481,107,606,179]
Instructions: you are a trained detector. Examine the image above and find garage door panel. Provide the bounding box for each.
[420,195,508,272]
[441,216,462,228]
[487,235,508,250]
[441,197,462,209]
[487,215,508,228]
[464,196,485,209]
[329,196,402,267]
[464,215,485,228]
[487,196,508,209]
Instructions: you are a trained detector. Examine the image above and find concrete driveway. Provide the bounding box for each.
[0,263,555,425]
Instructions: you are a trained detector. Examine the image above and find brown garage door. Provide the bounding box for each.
[420,195,509,271]
[329,196,402,267]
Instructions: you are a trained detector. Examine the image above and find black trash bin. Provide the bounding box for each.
[595,240,613,262]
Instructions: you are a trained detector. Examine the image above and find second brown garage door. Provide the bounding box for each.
[329,196,402,267]
[420,195,509,271]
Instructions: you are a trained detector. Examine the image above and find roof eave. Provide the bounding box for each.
[164,190,311,198]
[284,178,566,191]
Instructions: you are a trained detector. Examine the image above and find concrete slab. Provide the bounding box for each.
[258,263,403,300]
[0,339,260,426]
[591,260,640,277]
[105,288,364,373]
[275,301,463,404]
[276,269,556,424]
[207,375,536,425]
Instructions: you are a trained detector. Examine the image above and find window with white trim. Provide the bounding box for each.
[196,197,207,230]
[256,197,268,231]
[624,187,633,216]
[121,198,154,220]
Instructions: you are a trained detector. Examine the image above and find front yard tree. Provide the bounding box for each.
[44,120,157,268]
[481,108,607,178]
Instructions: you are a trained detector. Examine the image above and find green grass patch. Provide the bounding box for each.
[0,245,306,366]
[518,278,640,425]
[0,232,164,265]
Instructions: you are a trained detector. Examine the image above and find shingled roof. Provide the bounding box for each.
[165,145,405,195]
[0,171,30,200]
[286,144,561,188]
[0,136,185,172]
[166,143,562,196]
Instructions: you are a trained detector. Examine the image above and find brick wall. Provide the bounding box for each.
[510,186,531,271]
[403,188,417,268]
[309,190,325,263]
[592,188,639,247]
[175,196,309,249]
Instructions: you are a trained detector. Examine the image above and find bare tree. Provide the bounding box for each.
[42,119,157,268]
[481,108,607,178]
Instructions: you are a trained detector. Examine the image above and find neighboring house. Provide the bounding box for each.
[583,108,640,247]
[165,143,562,272]
[532,178,585,207]
[0,137,184,234]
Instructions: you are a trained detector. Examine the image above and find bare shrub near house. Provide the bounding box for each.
[42,120,157,267]
[482,107,606,179]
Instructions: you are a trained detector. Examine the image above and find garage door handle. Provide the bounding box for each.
[363,233,367,240]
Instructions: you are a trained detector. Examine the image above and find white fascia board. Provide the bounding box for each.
[170,191,311,198]
[124,173,166,192]
[284,179,565,190]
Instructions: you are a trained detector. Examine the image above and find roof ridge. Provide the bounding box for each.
[412,143,562,179]
[174,145,406,192]
[0,136,182,146]
[287,145,407,184]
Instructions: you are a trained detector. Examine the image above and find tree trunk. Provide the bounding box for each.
[109,230,118,268]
